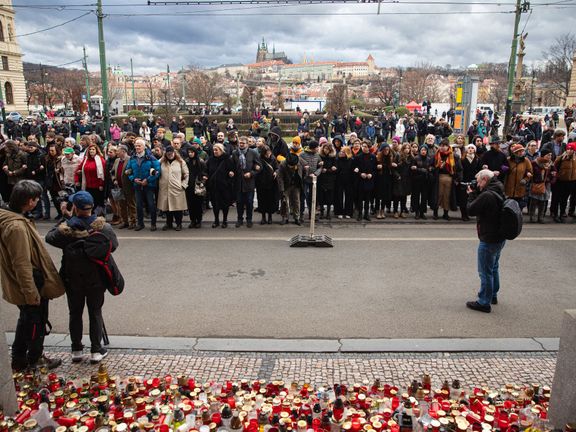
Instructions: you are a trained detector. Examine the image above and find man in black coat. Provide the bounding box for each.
[267,126,289,161]
[480,136,508,181]
[465,169,506,313]
[232,136,261,228]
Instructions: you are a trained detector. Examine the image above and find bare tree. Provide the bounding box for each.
[326,84,349,117]
[369,74,397,106]
[477,64,508,112]
[143,77,157,110]
[272,91,284,110]
[185,69,225,108]
[401,63,442,103]
[540,32,576,103]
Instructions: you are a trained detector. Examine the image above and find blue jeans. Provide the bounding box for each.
[134,186,157,227]
[236,190,255,222]
[477,240,506,306]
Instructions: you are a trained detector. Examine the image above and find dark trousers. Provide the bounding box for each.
[135,186,157,226]
[12,298,49,363]
[66,288,105,353]
[413,182,428,216]
[393,196,407,213]
[550,182,560,216]
[318,187,334,209]
[186,189,204,224]
[237,190,255,222]
[166,211,183,227]
[555,181,575,216]
[335,184,354,216]
[358,189,372,216]
[303,182,314,216]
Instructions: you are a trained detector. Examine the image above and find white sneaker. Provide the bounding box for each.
[338,215,343,219]
[71,351,84,363]
[345,215,351,219]
[90,349,109,364]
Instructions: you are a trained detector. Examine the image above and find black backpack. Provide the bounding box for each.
[490,191,523,240]
[63,231,124,295]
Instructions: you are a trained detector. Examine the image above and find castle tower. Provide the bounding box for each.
[0,0,27,113]
[566,51,576,106]
[256,37,268,63]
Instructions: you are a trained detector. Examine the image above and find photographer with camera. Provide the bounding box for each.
[465,169,507,313]
[46,191,118,364]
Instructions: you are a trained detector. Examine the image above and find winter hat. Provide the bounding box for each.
[419,144,429,152]
[63,147,75,155]
[567,142,576,151]
[490,135,502,145]
[165,146,175,153]
[292,136,301,145]
[466,144,477,152]
[510,143,524,154]
[540,147,552,157]
[308,141,319,150]
[192,137,202,145]
[392,136,401,144]
[319,137,328,146]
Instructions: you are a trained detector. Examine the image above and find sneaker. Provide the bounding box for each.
[29,354,62,370]
[72,351,84,363]
[345,215,351,219]
[90,348,109,364]
[338,215,343,219]
[466,301,491,313]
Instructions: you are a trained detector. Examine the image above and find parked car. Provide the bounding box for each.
[7,112,22,122]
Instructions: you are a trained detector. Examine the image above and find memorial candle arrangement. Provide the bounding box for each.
[0,365,559,432]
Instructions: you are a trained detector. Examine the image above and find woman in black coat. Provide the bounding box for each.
[255,145,278,224]
[352,142,377,221]
[185,147,208,228]
[392,143,412,218]
[374,144,393,219]
[206,143,235,228]
[318,142,337,219]
[411,145,434,220]
[459,144,482,221]
[335,146,354,219]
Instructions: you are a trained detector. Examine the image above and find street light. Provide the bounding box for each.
[529,68,536,115]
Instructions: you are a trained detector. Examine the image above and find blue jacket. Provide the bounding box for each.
[127,149,161,188]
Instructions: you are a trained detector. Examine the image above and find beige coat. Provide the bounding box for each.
[157,158,189,211]
[0,209,65,305]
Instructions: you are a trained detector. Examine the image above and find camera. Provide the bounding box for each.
[461,180,478,191]
[55,185,76,208]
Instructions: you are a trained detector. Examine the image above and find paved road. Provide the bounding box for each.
[4,220,576,339]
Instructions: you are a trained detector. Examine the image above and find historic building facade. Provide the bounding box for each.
[0,0,27,113]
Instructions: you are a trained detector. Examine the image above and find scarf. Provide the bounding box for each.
[81,155,105,191]
[435,149,455,175]
[466,153,475,163]
[239,147,248,170]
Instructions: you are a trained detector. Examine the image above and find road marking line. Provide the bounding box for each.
[107,236,576,241]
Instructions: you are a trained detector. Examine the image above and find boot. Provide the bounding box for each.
[528,201,536,223]
[326,208,331,220]
[267,213,273,224]
[461,209,469,222]
[363,210,371,221]
[433,209,439,220]
[260,214,267,225]
[319,208,325,219]
[442,210,450,221]
[537,201,546,224]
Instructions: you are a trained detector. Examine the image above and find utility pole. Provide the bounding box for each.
[131,58,136,109]
[166,64,171,112]
[40,63,47,112]
[180,66,186,111]
[97,0,111,139]
[529,68,536,114]
[83,46,91,115]
[504,0,530,134]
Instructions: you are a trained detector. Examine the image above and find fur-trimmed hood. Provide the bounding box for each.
[56,216,107,238]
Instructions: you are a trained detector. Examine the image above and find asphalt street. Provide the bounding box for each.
[4,220,576,339]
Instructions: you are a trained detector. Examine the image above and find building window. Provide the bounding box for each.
[5,82,13,105]
[0,20,4,42]
[2,56,8,70]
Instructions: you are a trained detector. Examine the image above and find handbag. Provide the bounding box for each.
[530,182,546,195]
[194,179,207,197]
[110,186,124,201]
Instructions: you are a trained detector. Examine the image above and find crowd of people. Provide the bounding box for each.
[1,106,575,230]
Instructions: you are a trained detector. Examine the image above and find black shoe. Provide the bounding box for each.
[134,225,144,231]
[162,224,172,231]
[356,215,362,221]
[118,223,129,229]
[29,354,62,370]
[491,297,498,305]
[466,301,491,313]
[415,215,420,220]
[553,216,562,223]
[281,218,288,225]
[246,221,253,228]
[189,223,195,229]
[150,225,157,232]
[175,225,182,231]
[420,214,427,220]
[363,215,371,221]
[443,212,450,221]
[212,222,220,228]
[260,218,267,225]
[221,222,228,228]
[235,221,243,228]
[11,358,28,372]
[295,219,302,226]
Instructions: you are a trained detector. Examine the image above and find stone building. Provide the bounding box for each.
[255,38,290,64]
[0,0,27,113]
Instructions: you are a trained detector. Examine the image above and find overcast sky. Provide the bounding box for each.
[13,0,574,75]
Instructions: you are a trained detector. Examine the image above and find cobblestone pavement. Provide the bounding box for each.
[45,349,557,389]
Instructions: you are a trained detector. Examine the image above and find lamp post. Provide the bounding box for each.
[529,68,536,115]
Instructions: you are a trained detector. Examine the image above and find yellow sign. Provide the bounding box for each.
[456,87,463,104]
